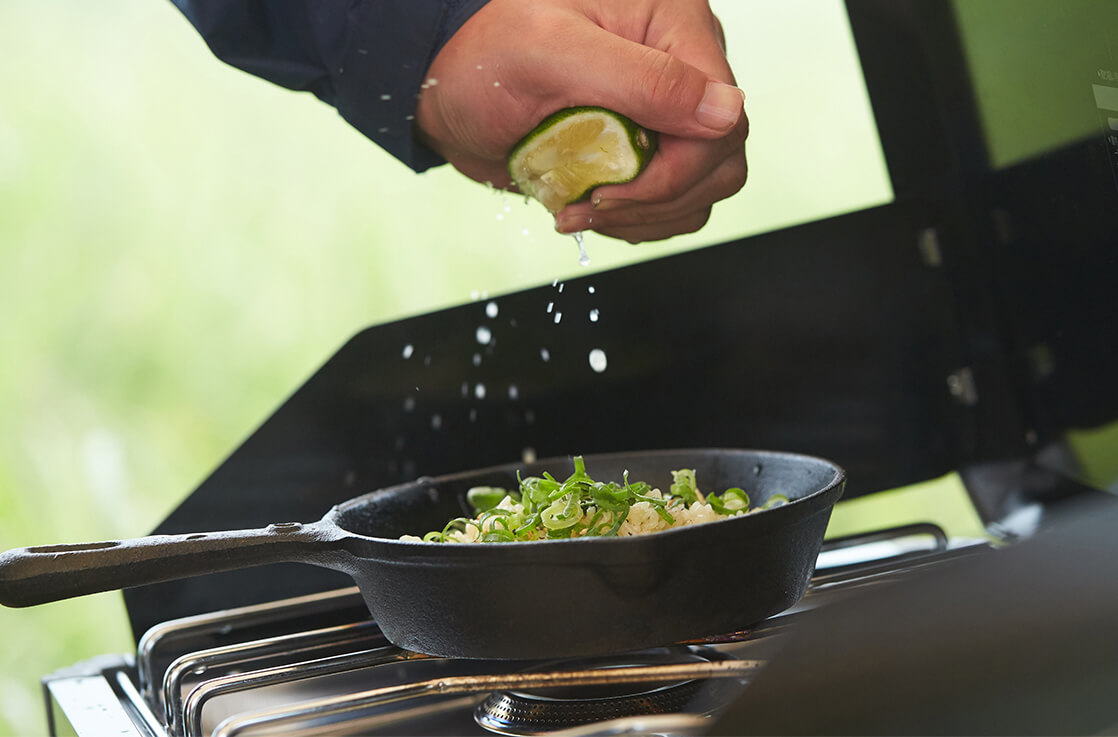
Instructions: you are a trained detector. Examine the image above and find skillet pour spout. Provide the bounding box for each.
[0,449,844,659]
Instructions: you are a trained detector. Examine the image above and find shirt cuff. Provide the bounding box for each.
[330,0,491,172]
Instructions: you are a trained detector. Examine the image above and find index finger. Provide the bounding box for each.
[591,113,748,205]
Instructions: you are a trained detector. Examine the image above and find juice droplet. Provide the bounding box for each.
[508,384,519,400]
[475,383,487,400]
[589,309,600,323]
[485,301,499,318]
[431,414,442,430]
[553,312,563,324]
[402,344,414,359]
[522,447,537,463]
[540,348,551,362]
[472,353,482,367]
[476,326,492,345]
[589,348,608,373]
[573,232,590,266]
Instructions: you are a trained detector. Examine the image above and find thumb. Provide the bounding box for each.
[560,28,745,139]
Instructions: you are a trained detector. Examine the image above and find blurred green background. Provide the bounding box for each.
[0,1,991,733]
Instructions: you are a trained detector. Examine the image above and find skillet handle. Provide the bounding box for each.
[0,521,348,608]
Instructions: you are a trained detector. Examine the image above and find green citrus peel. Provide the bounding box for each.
[508,107,657,213]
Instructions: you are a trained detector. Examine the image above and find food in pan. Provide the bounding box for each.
[508,107,657,213]
[403,456,788,543]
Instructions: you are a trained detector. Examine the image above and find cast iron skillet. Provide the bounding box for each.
[0,449,844,659]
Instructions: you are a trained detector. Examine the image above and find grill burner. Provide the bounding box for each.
[475,649,736,735]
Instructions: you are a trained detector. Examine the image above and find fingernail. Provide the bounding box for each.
[592,197,632,212]
[554,213,592,234]
[695,81,744,131]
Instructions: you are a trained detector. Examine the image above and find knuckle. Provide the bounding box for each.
[635,49,691,108]
[716,155,748,200]
[655,174,692,203]
[681,208,713,236]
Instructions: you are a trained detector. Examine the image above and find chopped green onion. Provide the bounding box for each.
[707,487,750,515]
[467,486,511,514]
[414,456,772,543]
[669,468,701,505]
[761,493,790,509]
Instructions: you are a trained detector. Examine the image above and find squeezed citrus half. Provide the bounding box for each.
[508,107,657,213]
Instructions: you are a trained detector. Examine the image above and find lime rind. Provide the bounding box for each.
[508,106,657,213]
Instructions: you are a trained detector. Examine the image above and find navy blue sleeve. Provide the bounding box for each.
[171,0,491,172]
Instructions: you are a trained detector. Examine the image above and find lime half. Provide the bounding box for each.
[508,107,657,213]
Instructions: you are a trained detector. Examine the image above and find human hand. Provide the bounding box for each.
[415,0,748,243]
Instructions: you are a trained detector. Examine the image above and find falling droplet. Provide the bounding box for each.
[522,447,537,463]
[573,232,590,266]
[540,348,551,362]
[403,396,416,412]
[546,302,554,313]
[431,414,442,430]
[475,383,487,400]
[554,312,563,324]
[423,355,431,366]
[588,285,596,294]
[485,301,499,318]
[476,326,492,345]
[469,408,478,422]
[472,353,482,367]
[557,282,565,293]
[461,382,469,398]
[380,93,392,101]
[508,384,519,400]
[589,348,608,373]
[402,344,414,359]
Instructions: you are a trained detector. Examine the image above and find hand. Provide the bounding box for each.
[415,0,748,243]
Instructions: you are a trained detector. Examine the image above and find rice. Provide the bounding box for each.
[618,497,741,536]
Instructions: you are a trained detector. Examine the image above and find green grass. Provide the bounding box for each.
[0,1,894,733]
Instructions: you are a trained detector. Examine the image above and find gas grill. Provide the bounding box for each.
[14,0,1118,734]
[45,524,987,737]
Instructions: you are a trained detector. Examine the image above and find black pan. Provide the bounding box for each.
[0,449,844,659]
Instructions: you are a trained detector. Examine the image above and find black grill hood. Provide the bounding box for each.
[124,0,1118,639]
